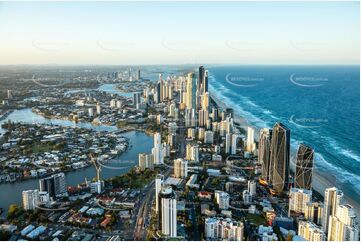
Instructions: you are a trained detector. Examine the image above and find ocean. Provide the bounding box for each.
[208,65,360,207]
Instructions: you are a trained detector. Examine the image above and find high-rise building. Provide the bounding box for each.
[22,190,39,210]
[242,190,252,205]
[248,180,257,196]
[298,221,326,241]
[116,100,122,109]
[198,66,205,94]
[203,70,209,93]
[186,143,199,162]
[186,73,197,110]
[322,187,344,232]
[201,92,210,111]
[225,133,231,154]
[246,127,256,152]
[295,144,314,190]
[90,180,104,194]
[231,134,240,155]
[39,173,67,198]
[259,128,272,183]
[328,204,359,241]
[156,81,162,103]
[152,133,163,165]
[7,89,12,99]
[204,130,214,144]
[159,186,177,238]
[133,92,141,108]
[269,122,290,193]
[88,107,94,117]
[198,109,208,127]
[38,191,50,205]
[305,202,324,225]
[288,188,312,216]
[174,158,188,178]
[139,153,153,170]
[198,127,205,141]
[96,103,102,115]
[205,217,244,241]
[137,69,141,80]
[215,191,230,210]
[212,108,219,122]
[168,122,177,135]
[155,174,164,214]
[39,176,55,198]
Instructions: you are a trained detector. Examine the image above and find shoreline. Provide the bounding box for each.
[210,93,360,219]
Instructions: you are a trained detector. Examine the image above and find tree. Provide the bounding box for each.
[7,204,18,219]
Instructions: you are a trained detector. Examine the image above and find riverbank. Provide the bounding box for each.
[0,121,129,184]
[209,93,360,218]
[0,130,153,217]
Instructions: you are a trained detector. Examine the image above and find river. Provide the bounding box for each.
[0,84,153,215]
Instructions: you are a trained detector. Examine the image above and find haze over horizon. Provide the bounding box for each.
[0,1,359,65]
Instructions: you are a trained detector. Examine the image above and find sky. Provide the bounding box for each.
[0,1,359,65]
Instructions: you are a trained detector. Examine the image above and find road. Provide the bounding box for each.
[133,169,172,240]
[134,117,186,240]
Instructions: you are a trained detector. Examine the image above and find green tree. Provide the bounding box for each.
[7,204,18,219]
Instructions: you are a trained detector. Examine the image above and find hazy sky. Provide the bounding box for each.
[0,1,359,65]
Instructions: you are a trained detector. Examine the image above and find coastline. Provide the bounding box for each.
[210,93,360,219]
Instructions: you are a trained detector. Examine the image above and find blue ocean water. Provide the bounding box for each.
[208,65,360,203]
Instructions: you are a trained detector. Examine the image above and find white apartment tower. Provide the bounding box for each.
[159,186,177,238]
[246,127,256,152]
[152,132,163,165]
[22,189,39,210]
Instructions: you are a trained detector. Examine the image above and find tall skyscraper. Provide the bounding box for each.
[323,187,344,233]
[295,144,314,190]
[137,69,141,80]
[203,70,209,93]
[259,128,272,183]
[152,132,163,165]
[269,122,290,193]
[225,133,231,154]
[246,127,256,152]
[186,72,197,110]
[231,134,240,155]
[133,92,141,108]
[155,174,164,214]
[198,66,208,94]
[159,186,177,238]
[198,66,205,94]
